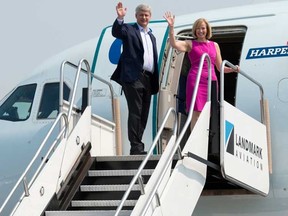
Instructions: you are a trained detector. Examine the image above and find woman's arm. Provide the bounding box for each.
[164,12,191,52]
[215,42,239,73]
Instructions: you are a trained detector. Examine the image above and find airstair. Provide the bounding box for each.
[44,155,174,216]
[0,54,270,216]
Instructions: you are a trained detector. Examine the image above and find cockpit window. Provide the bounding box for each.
[37,82,70,119]
[0,84,36,121]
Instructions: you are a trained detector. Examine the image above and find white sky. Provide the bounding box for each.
[0,0,281,98]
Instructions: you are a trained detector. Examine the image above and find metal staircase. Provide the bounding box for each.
[45,155,168,216]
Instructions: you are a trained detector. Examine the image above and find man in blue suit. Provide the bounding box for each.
[111,2,159,155]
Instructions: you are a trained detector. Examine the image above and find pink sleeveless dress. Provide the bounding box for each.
[186,40,217,112]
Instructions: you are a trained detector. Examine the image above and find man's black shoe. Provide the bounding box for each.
[130,151,147,155]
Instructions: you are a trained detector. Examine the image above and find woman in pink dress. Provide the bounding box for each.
[163,13,239,129]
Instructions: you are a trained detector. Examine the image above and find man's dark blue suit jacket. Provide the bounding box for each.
[110,19,159,95]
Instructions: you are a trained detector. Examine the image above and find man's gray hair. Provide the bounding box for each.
[135,4,152,15]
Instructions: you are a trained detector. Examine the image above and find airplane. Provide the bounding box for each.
[0,1,287,215]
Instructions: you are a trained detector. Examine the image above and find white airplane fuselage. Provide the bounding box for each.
[0,2,287,215]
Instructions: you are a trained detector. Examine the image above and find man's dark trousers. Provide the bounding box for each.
[122,72,152,154]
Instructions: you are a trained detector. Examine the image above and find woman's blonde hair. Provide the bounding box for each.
[192,18,212,39]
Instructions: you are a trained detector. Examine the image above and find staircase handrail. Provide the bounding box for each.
[220,60,265,123]
[60,60,117,121]
[60,59,121,152]
[115,107,178,216]
[0,112,68,214]
[60,59,91,124]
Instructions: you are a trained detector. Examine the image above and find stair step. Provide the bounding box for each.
[71,200,137,207]
[88,169,154,177]
[45,210,132,216]
[47,156,166,214]
[80,184,143,192]
[95,155,161,162]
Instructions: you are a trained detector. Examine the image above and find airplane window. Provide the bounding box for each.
[37,82,70,119]
[0,84,36,121]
